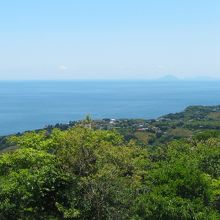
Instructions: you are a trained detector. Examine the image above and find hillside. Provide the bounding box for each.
[0,105,220,219]
[57,105,220,145]
[1,105,220,151]
[47,105,220,145]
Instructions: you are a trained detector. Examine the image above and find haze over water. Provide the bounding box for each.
[0,80,220,135]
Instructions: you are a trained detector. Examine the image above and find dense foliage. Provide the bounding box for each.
[0,125,219,219]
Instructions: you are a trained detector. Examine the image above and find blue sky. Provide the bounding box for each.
[0,0,219,80]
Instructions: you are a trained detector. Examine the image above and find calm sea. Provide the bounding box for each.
[0,80,220,135]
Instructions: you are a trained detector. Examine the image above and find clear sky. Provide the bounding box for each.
[0,0,220,80]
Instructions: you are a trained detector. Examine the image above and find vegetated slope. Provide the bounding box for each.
[91,105,220,145]
[1,105,220,152]
[0,122,220,219]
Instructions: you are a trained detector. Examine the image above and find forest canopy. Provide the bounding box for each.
[0,125,220,219]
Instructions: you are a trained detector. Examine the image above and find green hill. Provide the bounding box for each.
[0,106,220,219]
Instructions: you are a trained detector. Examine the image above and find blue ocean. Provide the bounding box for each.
[0,80,220,135]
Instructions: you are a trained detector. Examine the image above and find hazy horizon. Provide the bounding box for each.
[0,0,220,80]
[0,75,220,81]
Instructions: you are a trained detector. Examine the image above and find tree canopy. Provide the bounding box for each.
[0,126,219,219]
